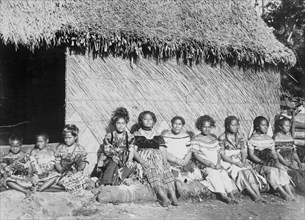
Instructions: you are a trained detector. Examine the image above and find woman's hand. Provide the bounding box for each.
[234,162,245,168]
[275,161,283,170]
[140,160,150,169]
[215,163,224,170]
[242,161,250,168]
[126,160,134,168]
[298,162,304,170]
[286,161,296,170]
[163,159,170,168]
[112,155,120,164]
[175,158,184,166]
[209,164,217,169]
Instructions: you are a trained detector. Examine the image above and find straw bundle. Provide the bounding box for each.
[65,53,281,173]
[0,0,296,68]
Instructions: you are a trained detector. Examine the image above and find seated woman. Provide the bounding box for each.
[248,116,295,201]
[133,111,179,207]
[30,132,60,192]
[219,116,263,202]
[97,107,136,186]
[54,124,89,194]
[191,115,237,204]
[273,116,305,193]
[0,135,32,198]
[162,116,202,195]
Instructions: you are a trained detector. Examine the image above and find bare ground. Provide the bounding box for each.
[0,190,304,220]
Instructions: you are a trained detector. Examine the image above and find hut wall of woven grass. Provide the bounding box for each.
[65,52,281,174]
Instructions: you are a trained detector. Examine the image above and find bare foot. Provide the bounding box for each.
[255,197,268,203]
[157,188,171,207]
[219,194,232,204]
[282,194,292,201]
[160,198,171,207]
[24,191,33,199]
[171,198,179,206]
[232,199,239,204]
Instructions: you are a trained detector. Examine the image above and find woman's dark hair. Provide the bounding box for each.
[138,111,157,128]
[62,124,79,137]
[36,132,49,140]
[110,107,129,126]
[195,115,216,130]
[171,116,185,125]
[9,135,23,145]
[253,116,269,132]
[130,111,157,133]
[224,116,239,132]
[274,115,291,133]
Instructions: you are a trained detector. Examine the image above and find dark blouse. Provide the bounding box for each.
[134,135,166,150]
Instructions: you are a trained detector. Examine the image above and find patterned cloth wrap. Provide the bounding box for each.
[275,141,295,165]
[275,139,305,192]
[219,132,260,192]
[248,137,290,191]
[0,152,32,188]
[134,129,175,193]
[189,135,235,194]
[55,144,89,194]
[98,131,134,168]
[97,130,137,185]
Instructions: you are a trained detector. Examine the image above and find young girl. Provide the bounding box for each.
[54,124,89,194]
[0,135,32,198]
[191,115,237,204]
[273,116,305,193]
[30,132,60,192]
[248,116,295,201]
[97,107,136,186]
[219,116,263,202]
[133,111,179,207]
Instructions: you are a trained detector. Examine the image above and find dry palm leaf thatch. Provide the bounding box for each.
[0,0,296,68]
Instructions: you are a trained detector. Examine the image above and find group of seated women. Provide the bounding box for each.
[0,107,304,207]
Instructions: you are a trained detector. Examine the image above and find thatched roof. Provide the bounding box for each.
[0,0,296,68]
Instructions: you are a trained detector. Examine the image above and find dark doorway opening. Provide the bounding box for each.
[0,43,65,145]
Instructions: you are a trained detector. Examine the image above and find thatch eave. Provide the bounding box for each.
[0,0,296,68]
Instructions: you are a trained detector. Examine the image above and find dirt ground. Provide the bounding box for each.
[1,190,304,220]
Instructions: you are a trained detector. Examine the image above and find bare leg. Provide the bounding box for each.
[38,176,58,192]
[167,182,179,206]
[217,193,232,204]
[228,192,238,204]
[250,183,265,202]
[283,184,296,201]
[276,185,292,200]
[155,186,170,207]
[244,185,260,201]
[6,181,31,198]
[175,179,187,197]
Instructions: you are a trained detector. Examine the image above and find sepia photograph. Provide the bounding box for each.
[0,0,304,219]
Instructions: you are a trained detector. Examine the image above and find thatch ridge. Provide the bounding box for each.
[0,0,296,68]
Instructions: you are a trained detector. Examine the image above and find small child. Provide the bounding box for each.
[30,132,60,192]
[97,107,136,186]
[0,135,33,198]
